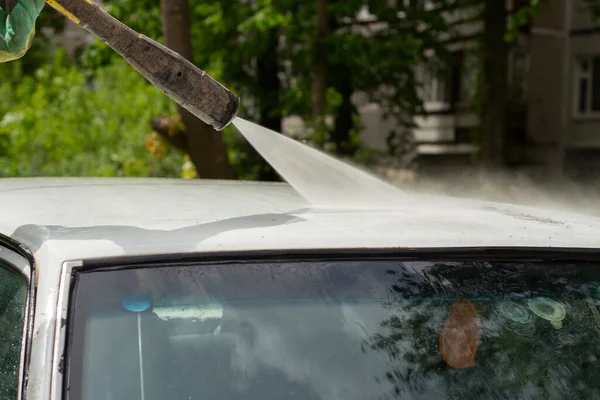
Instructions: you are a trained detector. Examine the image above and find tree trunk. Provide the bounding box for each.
[312,0,328,123]
[481,0,509,169]
[257,30,282,133]
[328,16,356,157]
[160,0,236,179]
[331,72,357,156]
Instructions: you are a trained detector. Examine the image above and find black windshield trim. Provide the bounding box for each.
[79,247,600,272]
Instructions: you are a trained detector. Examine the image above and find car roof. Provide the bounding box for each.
[2,177,599,262]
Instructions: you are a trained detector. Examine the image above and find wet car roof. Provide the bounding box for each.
[2,177,598,268]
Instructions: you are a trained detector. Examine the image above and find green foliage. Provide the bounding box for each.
[104,0,164,38]
[2,0,461,179]
[506,0,547,42]
[188,0,454,157]
[190,0,292,113]
[0,55,186,177]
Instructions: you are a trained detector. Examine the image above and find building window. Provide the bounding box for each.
[574,55,600,117]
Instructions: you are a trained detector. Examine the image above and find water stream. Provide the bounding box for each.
[232,117,407,209]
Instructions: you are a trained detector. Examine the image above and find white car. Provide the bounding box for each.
[2,131,600,400]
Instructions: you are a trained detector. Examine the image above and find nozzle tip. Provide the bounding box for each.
[213,93,240,131]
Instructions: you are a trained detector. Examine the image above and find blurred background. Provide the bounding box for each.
[2,0,600,211]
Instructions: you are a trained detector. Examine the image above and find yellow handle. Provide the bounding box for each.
[45,0,92,24]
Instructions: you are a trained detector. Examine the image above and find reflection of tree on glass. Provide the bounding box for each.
[0,264,28,399]
[365,261,600,399]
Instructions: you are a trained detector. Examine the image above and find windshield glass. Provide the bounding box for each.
[66,258,600,399]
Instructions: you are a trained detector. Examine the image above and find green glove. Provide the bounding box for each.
[0,0,45,62]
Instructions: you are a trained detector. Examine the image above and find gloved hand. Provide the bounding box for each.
[0,0,45,62]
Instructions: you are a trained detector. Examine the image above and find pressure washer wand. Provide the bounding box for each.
[45,0,239,131]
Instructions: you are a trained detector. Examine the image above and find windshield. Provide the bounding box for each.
[65,258,600,399]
